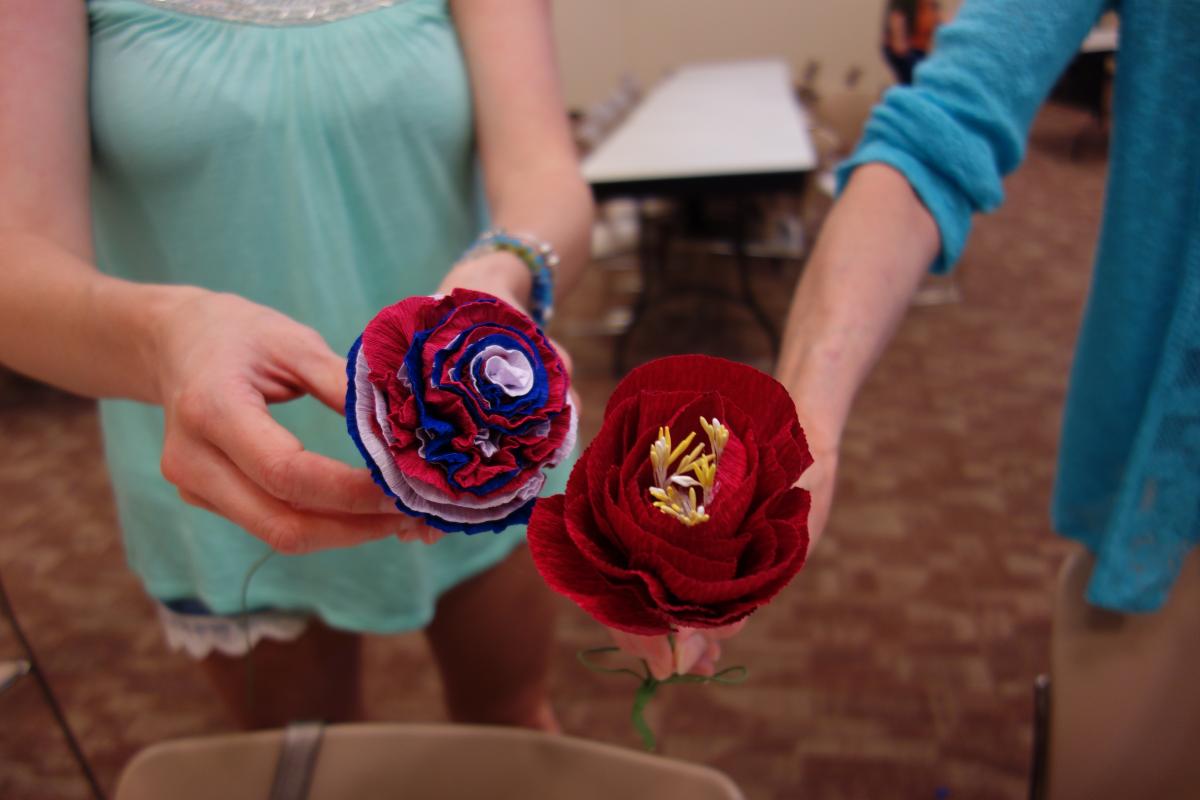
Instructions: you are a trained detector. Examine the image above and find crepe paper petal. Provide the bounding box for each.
[606,354,812,482]
[527,496,672,635]
[346,289,574,534]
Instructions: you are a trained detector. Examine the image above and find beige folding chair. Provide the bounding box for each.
[1045,545,1200,800]
[115,723,745,800]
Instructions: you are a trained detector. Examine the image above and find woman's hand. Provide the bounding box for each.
[608,621,748,681]
[437,250,532,315]
[151,289,438,553]
[604,426,840,678]
[797,440,839,555]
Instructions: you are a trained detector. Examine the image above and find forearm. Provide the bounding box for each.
[0,231,192,403]
[484,163,594,300]
[776,164,939,446]
[451,0,594,309]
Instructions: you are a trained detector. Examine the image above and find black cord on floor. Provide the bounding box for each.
[0,572,106,800]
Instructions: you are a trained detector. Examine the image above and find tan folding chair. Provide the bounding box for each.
[1045,545,1200,800]
[115,723,745,800]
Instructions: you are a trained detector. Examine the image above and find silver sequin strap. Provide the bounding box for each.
[140,0,405,26]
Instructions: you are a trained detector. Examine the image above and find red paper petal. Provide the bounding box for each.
[599,479,739,582]
[527,495,672,635]
[360,295,434,374]
[607,355,812,482]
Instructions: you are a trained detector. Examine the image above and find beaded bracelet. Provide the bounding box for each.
[461,229,559,326]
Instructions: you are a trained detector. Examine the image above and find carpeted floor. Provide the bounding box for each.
[0,106,1105,800]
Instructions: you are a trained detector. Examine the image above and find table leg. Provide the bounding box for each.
[613,201,667,376]
[733,197,780,359]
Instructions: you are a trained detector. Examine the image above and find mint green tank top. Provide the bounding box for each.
[87,0,569,632]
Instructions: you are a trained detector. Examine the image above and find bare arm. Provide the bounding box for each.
[778,164,939,450]
[0,1,174,402]
[618,0,1107,677]
[0,0,412,552]
[609,166,938,680]
[443,0,594,308]
[778,0,1107,544]
[775,163,939,545]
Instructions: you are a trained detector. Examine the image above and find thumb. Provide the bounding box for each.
[672,629,709,675]
[610,629,676,681]
[286,334,352,415]
[644,639,676,681]
[308,353,351,415]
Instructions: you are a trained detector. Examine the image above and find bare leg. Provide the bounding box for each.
[1049,548,1200,800]
[424,545,559,731]
[198,620,364,729]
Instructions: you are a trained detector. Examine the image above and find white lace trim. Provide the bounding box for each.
[140,0,405,26]
[157,603,309,659]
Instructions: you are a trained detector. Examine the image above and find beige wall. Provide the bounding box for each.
[551,0,965,110]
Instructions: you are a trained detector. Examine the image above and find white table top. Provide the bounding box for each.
[582,59,817,185]
[1081,27,1118,53]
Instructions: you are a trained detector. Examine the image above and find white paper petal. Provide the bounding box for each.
[469,344,535,398]
[548,401,579,467]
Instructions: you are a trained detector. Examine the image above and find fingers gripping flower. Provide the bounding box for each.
[346,289,576,533]
[528,354,812,634]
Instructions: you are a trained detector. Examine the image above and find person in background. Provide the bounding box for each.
[618,1,1199,794]
[0,0,592,731]
[883,0,942,84]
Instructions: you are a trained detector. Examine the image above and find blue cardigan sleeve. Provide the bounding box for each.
[837,0,1111,273]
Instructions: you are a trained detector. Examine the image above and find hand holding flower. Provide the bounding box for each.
[527,354,813,748]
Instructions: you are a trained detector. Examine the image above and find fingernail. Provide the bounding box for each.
[380,498,401,513]
[674,633,708,676]
[648,654,675,681]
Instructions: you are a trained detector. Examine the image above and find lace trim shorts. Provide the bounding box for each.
[156,598,309,659]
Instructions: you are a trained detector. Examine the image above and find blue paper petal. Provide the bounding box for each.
[435,323,552,421]
[391,489,536,535]
[459,333,550,416]
[407,319,560,497]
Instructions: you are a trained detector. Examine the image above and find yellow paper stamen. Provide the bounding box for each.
[700,417,729,461]
[666,431,697,469]
[647,418,729,527]
[692,455,717,504]
[675,443,708,476]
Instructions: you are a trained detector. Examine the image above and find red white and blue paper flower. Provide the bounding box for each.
[346,289,576,534]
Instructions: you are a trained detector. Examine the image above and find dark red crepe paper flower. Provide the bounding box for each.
[527,354,811,634]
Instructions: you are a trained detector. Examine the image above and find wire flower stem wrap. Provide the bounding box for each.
[577,646,748,751]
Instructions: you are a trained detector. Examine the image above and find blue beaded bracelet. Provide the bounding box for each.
[462,229,558,327]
